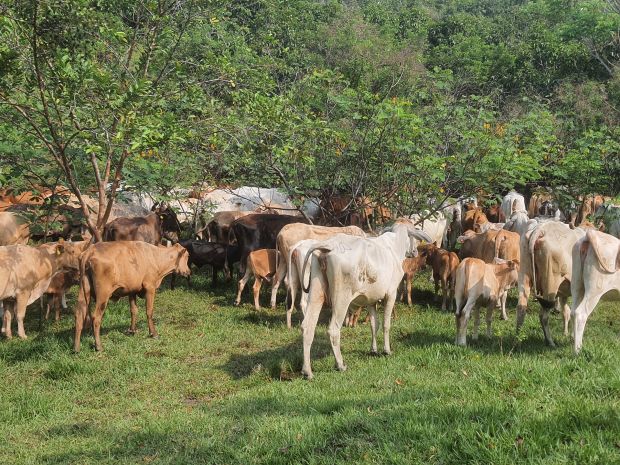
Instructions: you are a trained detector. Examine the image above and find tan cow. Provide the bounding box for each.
[462,208,488,233]
[1,241,84,339]
[419,244,460,311]
[0,212,30,246]
[74,242,190,352]
[454,258,519,346]
[277,223,366,328]
[523,221,587,346]
[234,249,286,310]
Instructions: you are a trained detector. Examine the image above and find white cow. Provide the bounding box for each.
[501,190,527,221]
[571,230,620,353]
[402,211,449,248]
[299,225,432,379]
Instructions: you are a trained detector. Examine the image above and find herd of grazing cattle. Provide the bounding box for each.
[0,188,619,378]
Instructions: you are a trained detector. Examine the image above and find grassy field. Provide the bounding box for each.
[0,269,619,464]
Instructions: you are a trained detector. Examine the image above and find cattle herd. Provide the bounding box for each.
[1,187,619,378]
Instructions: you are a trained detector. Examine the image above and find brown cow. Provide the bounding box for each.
[462,208,488,232]
[234,249,286,310]
[43,270,78,321]
[201,210,255,242]
[228,214,309,275]
[419,243,460,311]
[399,255,427,307]
[103,212,163,244]
[1,241,84,339]
[458,229,499,263]
[0,212,30,246]
[484,202,505,223]
[74,242,190,352]
[454,258,519,346]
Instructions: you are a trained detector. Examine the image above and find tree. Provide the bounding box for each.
[0,0,195,240]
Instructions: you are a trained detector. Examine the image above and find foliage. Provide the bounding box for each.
[1,0,619,224]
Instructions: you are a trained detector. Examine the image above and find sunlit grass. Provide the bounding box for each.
[0,269,618,464]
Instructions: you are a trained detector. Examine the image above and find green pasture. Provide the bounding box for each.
[0,270,618,464]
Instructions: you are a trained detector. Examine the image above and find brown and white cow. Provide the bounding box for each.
[571,230,620,353]
[454,258,519,346]
[1,241,85,339]
[74,241,190,352]
[419,243,460,311]
[234,249,286,311]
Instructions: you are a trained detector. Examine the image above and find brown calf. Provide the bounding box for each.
[234,249,286,311]
[399,256,427,306]
[454,257,519,346]
[419,243,460,311]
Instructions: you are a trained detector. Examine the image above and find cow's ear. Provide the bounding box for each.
[55,243,64,255]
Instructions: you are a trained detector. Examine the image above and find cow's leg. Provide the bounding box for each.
[499,290,508,320]
[327,297,349,372]
[44,295,52,320]
[300,286,325,380]
[486,303,494,337]
[128,295,139,334]
[3,301,13,339]
[433,273,440,301]
[369,305,378,354]
[253,277,263,311]
[287,268,298,329]
[144,288,158,339]
[270,259,287,310]
[170,273,176,290]
[472,305,481,341]
[234,267,252,306]
[516,274,531,335]
[539,307,555,347]
[573,289,606,354]
[351,307,362,327]
[74,281,91,353]
[441,277,448,311]
[455,298,475,346]
[15,292,30,339]
[559,295,570,337]
[92,298,109,352]
[383,293,397,355]
[407,277,413,307]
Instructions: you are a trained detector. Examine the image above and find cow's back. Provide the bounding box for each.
[0,212,30,246]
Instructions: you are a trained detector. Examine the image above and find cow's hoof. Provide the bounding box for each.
[336,364,347,372]
[18,334,28,340]
[301,370,314,380]
[149,334,160,339]
[233,301,240,307]
[383,350,392,356]
[370,350,379,356]
[127,329,137,336]
[500,315,508,321]
[94,345,103,352]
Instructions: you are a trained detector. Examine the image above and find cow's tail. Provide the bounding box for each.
[528,227,545,297]
[456,260,469,317]
[301,245,331,294]
[494,231,505,260]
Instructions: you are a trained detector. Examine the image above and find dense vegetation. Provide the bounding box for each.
[1,0,619,222]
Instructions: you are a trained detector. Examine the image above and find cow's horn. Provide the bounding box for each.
[408,229,433,243]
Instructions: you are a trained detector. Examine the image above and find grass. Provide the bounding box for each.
[0,269,619,464]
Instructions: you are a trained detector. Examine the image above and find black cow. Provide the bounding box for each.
[171,240,241,288]
[228,214,308,274]
[151,203,182,242]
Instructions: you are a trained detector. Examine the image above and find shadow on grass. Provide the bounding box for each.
[220,333,335,380]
